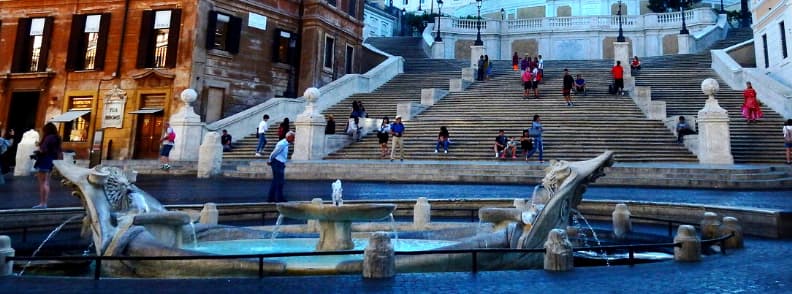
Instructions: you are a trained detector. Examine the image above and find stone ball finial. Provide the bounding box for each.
[701,78,720,97]
[304,87,320,104]
[180,89,198,105]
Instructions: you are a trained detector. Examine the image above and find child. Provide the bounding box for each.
[505,136,519,159]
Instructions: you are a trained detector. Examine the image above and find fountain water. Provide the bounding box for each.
[189,220,198,248]
[388,214,399,246]
[270,214,285,244]
[19,214,84,276]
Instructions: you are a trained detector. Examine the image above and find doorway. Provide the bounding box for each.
[133,114,164,159]
[7,91,40,143]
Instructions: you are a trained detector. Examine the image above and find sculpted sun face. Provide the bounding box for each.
[541,160,572,194]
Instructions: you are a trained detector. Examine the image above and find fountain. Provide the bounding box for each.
[51,151,615,277]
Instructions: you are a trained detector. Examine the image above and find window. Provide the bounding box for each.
[206,11,242,53]
[345,45,354,74]
[328,0,337,6]
[11,17,54,73]
[67,14,111,71]
[137,9,182,68]
[781,22,788,59]
[762,34,769,68]
[348,0,358,18]
[323,35,335,70]
[403,0,408,5]
[64,97,92,142]
[273,29,298,65]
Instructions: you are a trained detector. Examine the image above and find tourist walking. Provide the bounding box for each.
[390,116,405,162]
[676,116,696,144]
[520,54,530,74]
[611,61,625,96]
[435,126,450,153]
[159,122,175,170]
[520,130,533,158]
[562,69,575,106]
[267,131,295,202]
[521,67,533,98]
[346,117,362,142]
[377,117,391,158]
[512,52,519,71]
[33,122,62,208]
[784,119,792,164]
[537,55,544,83]
[278,118,290,140]
[255,114,270,156]
[530,65,540,98]
[325,115,336,135]
[525,115,544,163]
[741,82,763,123]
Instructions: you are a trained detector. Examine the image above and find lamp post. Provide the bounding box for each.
[680,0,689,35]
[474,0,483,46]
[501,8,505,20]
[617,0,625,42]
[418,0,422,13]
[720,0,724,13]
[402,8,406,36]
[435,0,443,42]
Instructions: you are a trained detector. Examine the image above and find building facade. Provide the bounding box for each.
[751,0,791,86]
[0,0,364,160]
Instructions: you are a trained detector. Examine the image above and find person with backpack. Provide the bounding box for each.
[784,119,792,165]
[159,122,175,170]
[525,114,544,163]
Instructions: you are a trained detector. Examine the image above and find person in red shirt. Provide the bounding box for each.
[741,81,763,123]
[611,61,625,96]
[630,56,641,71]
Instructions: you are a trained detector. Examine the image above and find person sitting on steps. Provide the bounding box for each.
[574,74,587,96]
[676,116,696,144]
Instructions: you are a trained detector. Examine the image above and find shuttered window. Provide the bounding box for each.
[136,9,182,68]
[205,11,242,54]
[11,17,54,73]
[66,14,111,71]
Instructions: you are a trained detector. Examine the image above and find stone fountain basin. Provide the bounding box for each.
[277,203,396,221]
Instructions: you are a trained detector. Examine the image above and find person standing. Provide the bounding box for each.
[33,122,62,208]
[325,115,336,135]
[520,54,530,74]
[521,68,533,98]
[512,52,519,71]
[267,131,295,202]
[611,61,625,96]
[278,118,290,140]
[783,119,792,164]
[537,54,544,83]
[159,122,175,170]
[221,129,233,152]
[390,116,405,162]
[741,82,763,123]
[477,55,485,81]
[435,126,450,154]
[483,55,491,80]
[530,65,540,99]
[255,114,270,156]
[562,69,575,106]
[377,117,391,158]
[525,115,544,163]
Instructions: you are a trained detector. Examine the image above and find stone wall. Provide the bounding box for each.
[454,39,476,60]
[663,34,679,55]
[511,39,539,57]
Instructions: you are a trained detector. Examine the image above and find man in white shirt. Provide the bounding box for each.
[267,131,295,202]
[537,54,544,83]
[255,114,270,156]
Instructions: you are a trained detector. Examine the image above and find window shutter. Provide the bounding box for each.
[226,15,242,54]
[136,10,155,68]
[165,9,182,68]
[11,18,32,73]
[36,17,55,72]
[205,11,218,50]
[93,13,112,70]
[66,15,87,71]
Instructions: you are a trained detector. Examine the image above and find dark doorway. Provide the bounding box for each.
[133,114,164,159]
[4,91,39,169]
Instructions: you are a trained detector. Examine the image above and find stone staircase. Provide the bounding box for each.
[365,37,429,58]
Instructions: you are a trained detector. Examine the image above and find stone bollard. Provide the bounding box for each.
[718,217,744,249]
[0,235,14,276]
[612,203,632,239]
[14,129,39,176]
[513,199,527,211]
[544,229,574,272]
[700,212,721,240]
[197,132,223,178]
[413,197,431,229]
[362,232,395,278]
[199,202,219,225]
[673,225,701,262]
[307,198,324,232]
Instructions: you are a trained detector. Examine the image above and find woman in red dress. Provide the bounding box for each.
[741,81,763,123]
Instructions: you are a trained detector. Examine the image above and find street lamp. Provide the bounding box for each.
[402,8,406,36]
[617,0,625,42]
[501,8,505,20]
[435,0,443,42]
[474,0,483,46]
[418,0,422,12]
[679,0,689,35]
[720,0,724,13]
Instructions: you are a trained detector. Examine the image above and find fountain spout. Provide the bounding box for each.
[331,179,343,206]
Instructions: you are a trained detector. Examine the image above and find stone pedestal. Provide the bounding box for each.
[612,203,632,239]
[613,41,631,79]
[697,79,734,164]
[293,88,326,160]
[0,235,14,276]
[461,68,475,82]
[431,41,444,59]
[133,212,192,248]
[421,88,448,106]
[197,132,222,178]
[678,34,692,54]
[449,79,470,92]
[307,198,323,232]
[362,232,395,279]
[673,225,701,262]
[396,102,421,121]
[718,217,744,249]
[544,229,574,271]
[700,212,721,240]
[14,130,39,176]
[413,197,431,229]
[470,45,486,69]
[170,89,203,162]
[199,202,219,225]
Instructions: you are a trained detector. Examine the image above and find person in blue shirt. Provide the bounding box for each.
[390,116,405,162]
[574,74,586,96]
[267,131,295,202]
[525,115,544,163]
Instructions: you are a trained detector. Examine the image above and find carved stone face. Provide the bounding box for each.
[541,160,572,194]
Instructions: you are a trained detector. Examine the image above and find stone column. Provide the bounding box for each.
[307,198,323,232]
[13,130,39,176]
[293,88,326,160]
[700,212,721,240]
[470,45,486,70]
[612,203,632,239]
[544,229,574,271]
[170,89,204,162]
[432,41,444,59]
[697,78,734,164]
[678,34,692,54]
[197,132,222,178]
[613,41,631,79]
[718,217,744,249]
[673,225,701,262]
[413,197,431,229]
[362,232,395,278]
[199,202,219,225]
[0,235,14,276]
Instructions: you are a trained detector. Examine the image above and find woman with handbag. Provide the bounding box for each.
[33,122,62,208]
[377,117,391,158]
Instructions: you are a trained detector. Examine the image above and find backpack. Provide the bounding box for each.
[521,70,532,82]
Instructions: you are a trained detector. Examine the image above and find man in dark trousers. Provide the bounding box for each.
[267,131,295,202]
[221,129,233,152]
[562,69,575,106]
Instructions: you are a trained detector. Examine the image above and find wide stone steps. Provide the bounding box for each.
[365,37,428,59]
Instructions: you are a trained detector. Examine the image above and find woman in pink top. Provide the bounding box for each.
[741,82,763,123]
